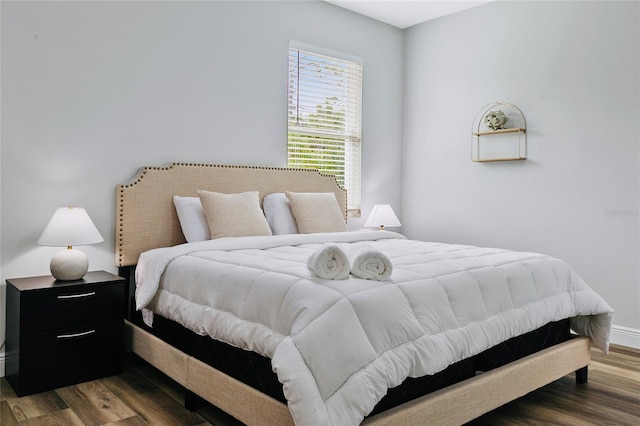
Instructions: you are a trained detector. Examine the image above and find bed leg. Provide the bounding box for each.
[575,366,588,384]
[185,390,201,411]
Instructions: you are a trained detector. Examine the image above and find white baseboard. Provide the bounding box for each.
[610,324,640,349]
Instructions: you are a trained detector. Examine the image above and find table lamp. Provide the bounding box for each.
[37,207,104,281]
[364,204,401,230]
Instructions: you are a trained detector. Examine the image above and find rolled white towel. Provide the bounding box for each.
[348,244,393,281]
[307,243,350,280]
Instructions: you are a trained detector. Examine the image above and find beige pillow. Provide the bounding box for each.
[197,190,272,239]
[285,191,347,234]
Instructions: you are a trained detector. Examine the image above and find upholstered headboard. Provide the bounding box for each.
[116,163,347,267]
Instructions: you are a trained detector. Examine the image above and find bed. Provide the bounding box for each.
[116,163,613,426]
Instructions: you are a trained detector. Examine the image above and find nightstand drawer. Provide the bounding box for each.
[21,282,125,334]
[16,320,123,395]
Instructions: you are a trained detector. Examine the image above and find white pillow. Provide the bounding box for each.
[263,193,299,235]
[285,191,347,234]
[173,196,210,243]
[197,190,273,239]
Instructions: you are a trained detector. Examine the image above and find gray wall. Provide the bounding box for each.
[402,1,639,338]
[0,1,403,362]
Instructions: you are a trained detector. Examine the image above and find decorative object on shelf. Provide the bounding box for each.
[472,102,527,162]
[484,110,507,130]
[37,207,104,280]
[364,204,401,230]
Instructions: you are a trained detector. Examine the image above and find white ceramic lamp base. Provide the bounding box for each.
[50,247,89,281]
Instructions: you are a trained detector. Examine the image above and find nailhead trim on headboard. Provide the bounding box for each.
[116,163,348,267]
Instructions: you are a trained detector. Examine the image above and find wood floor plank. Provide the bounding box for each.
[1,401,20,426]
[56,379,138,425]
[18,407,85,426]
[607,344,640,358]
[101,368,206,426]
[4,390,68,421]
[102,415,150,426]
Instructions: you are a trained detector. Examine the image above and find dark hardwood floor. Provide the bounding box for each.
[1,345,638,425]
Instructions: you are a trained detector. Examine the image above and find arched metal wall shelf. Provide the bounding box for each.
[472,102,527,162]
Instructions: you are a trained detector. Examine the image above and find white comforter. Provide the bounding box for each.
[135,231,613,426]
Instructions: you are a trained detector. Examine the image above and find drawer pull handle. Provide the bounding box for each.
[57,291,96,299]
[57,330,96,339]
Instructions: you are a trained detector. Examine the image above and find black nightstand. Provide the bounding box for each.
[5,270,126,396]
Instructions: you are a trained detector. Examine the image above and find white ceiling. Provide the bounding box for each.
[324,0,492,29]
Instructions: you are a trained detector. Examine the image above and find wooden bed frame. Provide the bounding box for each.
[116,163,591,425]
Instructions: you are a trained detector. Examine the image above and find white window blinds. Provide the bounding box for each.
[287,43,363,214]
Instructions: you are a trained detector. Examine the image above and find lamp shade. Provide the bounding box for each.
[38,207,104,247]
[364,204,401,229]
[38,207,103,281]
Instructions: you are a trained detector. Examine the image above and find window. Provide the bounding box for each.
[287,42,363,215]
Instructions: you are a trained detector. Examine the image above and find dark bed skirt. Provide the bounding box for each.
[129,310,571,416]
